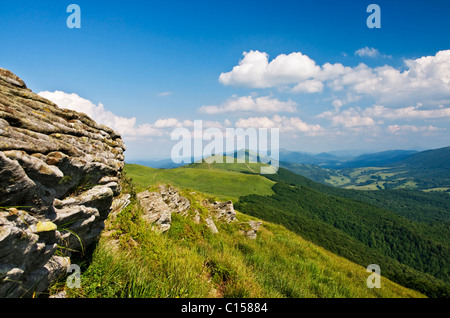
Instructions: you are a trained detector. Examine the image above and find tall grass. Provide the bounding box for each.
[64,185,424,298]
[68,202,211,298]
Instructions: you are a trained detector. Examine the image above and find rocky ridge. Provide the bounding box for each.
[0,68,127,297]
[137,185,262,239]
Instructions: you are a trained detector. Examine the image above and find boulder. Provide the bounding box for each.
[211,201,238,223]
[242,221,263,240]
[137,186,191,233]
[137,190,172,232]
[0,68,126,297]
[137,186,243,236]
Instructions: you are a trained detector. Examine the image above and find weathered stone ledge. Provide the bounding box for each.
[0,67,126,298]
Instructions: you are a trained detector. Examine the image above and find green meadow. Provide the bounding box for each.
[62,180,424,298]
[124,161,275,202]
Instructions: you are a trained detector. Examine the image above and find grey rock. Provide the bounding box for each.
[137,190,173,232]
[212,201,238,223]
[0,68,125,297]
[137,186,242,235]
[160,185,190,216]
[109,193,131,220]
[243,221,263,240]
[205,216,219,234]
[49,290,67,298]
[137,186,192,233]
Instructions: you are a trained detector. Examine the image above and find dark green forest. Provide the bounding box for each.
[268,168,450,239]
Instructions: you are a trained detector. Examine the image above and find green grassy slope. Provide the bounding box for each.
[124,162,449,297]
[62,181,424,298]
[124,162,275,202]
[239,168,450,297]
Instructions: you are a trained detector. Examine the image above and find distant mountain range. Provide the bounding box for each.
[127,158,185,169]
[331,149,419,168]
[279,146,450,191]
[130,148,420,169]
[278,148,420,169]
[126,146,450,191]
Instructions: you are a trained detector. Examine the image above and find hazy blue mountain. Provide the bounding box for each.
[278,149,421,168]
[392,146,450,170]
[279,146,450,191]
[337,150,419,168]
[278,149,346,166]
[127,159,184,169]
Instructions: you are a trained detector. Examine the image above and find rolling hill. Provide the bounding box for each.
[124,160,450,297]
[278,148,419,168]
[393,146,450,170]
[65,171,425,299]
[278,149,344,166]
[236,181,449,298]
[124,161,275,202]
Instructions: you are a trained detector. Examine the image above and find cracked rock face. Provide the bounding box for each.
[137,185,191,233]
[211,200,237,223]
[137,186,255,238]
[0,68,126,298]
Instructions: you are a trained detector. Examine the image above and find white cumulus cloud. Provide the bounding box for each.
[219,50,450,107]
[235,115,323,135]
[291,80,324,93]
[199,95,297,114]
[387,124,441,135]
[364,104,450,119]
[38,91,166,138]
[219,50,321,88]
[317,103,450,132]
[355,47,379,57]
[354,47,391,58]
[317,107,377,128]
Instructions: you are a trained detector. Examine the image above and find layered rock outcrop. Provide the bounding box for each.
[137,186,262,239]
[211,200,238,223]
[0,68,126,297]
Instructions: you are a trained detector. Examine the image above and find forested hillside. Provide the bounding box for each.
[237,170,450,298]
[124,162,449,298]
[279,147,450,191]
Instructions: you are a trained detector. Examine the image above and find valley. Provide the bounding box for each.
[279,146,450,191]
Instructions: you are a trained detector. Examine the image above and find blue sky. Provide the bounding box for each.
[1,0,450,160]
